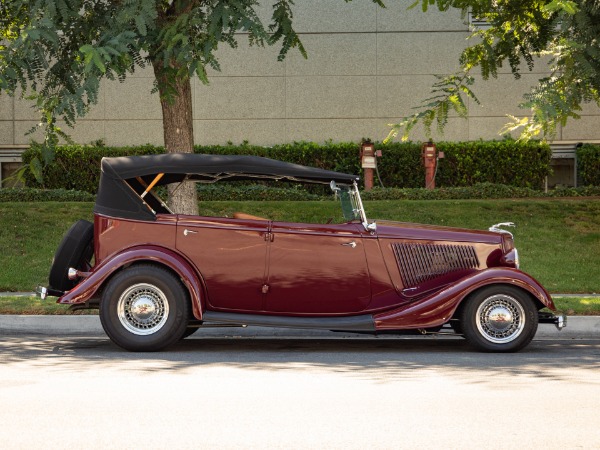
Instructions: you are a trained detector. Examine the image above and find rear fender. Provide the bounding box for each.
[374,267,555,330]
[57,246,206,320]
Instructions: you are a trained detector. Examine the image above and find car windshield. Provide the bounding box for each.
[337,185,361,221]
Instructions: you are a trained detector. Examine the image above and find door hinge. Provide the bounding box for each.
[264,232,274,242]
[261,284,270,294]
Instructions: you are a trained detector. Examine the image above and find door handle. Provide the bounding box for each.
[183,229,197,236]
[341,241,357,248]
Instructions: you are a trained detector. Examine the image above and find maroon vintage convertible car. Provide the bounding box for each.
[38,153,565,352]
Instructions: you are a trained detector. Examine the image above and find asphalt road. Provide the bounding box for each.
[1,335,599,449]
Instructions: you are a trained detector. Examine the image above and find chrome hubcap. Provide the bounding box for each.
[117,283,169,335]
[476,294,525,343]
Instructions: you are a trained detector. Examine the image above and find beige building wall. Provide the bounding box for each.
[1,1,598,147]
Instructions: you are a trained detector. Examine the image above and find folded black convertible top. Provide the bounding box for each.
[95,153,359,221]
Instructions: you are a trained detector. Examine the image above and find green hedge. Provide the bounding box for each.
[197,184,321,201]
[0,188,94,202]
[21,143,163,194]
[435,141,552,188]
[577,144,600,186]
[21,140,552,193]
[3,184,598,203]
[361,183,600,201]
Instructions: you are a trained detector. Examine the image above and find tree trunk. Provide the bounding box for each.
[152,62,199,216]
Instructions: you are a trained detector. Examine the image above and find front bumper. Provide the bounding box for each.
[539,311,567,330]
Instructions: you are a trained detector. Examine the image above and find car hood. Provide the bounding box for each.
[374,220,503,244]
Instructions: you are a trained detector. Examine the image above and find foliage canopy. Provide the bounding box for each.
[0,1,316,169]
[386,0,600,142]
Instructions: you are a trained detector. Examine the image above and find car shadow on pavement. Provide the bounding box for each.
[1,335,600,385]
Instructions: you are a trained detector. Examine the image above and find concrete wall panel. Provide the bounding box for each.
[194,119,286,145]
[286,118,382,143]
[13,121,41,144]
[14,120,105,145]
[377,75,462,118]
[0,95,14,121]
[468,74,539,117]
[14,88,105,121]
[286,34,377,76]
[195,77,285,120]
[383,116,469,142]
[208,42,285,77]
[377,4,467,32]
[467,117,519,141]
[577,101,600,116]
[291,0,377,33]
[562,116,600,140]
[105,78,161,120]
[286,116,468,144]
[377,32,469,75]
[286,76,377,119]
[0,122,14,145]
[105,120,164,146]
[14,95,39,121]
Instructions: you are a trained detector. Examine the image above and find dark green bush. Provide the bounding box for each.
[577,144,600,186]
[435,140,552,189]
[0,188,94,202]
[21,143,164,193]
[197,184,321,201]
[542,185,600,197]
[22,139,552,193]
[2,184,597,203]
[361,183,600,201]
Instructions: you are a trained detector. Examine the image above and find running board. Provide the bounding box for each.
[202,311,376,332]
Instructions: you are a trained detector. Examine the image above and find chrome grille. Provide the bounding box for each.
[392,242,480,288]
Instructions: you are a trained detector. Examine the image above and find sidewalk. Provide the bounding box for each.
[1,314,599,339]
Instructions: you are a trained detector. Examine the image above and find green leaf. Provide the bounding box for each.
[91,51,106,73]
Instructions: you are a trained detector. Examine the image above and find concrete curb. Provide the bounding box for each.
[1,315,599,339]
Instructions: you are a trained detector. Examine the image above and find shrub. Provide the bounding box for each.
[21,140,552,193]
[2,184,597,203]
[197,184,321,201]
[577,144,600,186]
[21,143,164,193]
[0,188,94,202]
[435,140,552,189]
[361,183,600,201]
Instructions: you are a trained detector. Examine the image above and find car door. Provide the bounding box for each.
[264,222,371,314]
[176,215,269,312]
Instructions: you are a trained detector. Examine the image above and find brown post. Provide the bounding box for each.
[422,140,437,190]
[361,140,376,191]
[364,167,374,191]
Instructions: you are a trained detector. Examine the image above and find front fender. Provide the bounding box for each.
[58,246,205,320]
[373,267,555,330]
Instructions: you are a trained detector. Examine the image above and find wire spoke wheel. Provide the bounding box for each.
[100,265,189,351]
[460,286,538,352]
[117,283,170,336]
[475,294,525,344]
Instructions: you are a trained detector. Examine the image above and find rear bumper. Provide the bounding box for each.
[539,311,567,330]
[36,286,64,300]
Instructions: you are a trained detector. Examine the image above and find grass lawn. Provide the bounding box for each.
[0,198,599,295]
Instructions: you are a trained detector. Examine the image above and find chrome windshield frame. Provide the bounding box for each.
[351,181,376,233]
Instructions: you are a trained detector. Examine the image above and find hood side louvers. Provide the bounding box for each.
[392,242,479,288]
